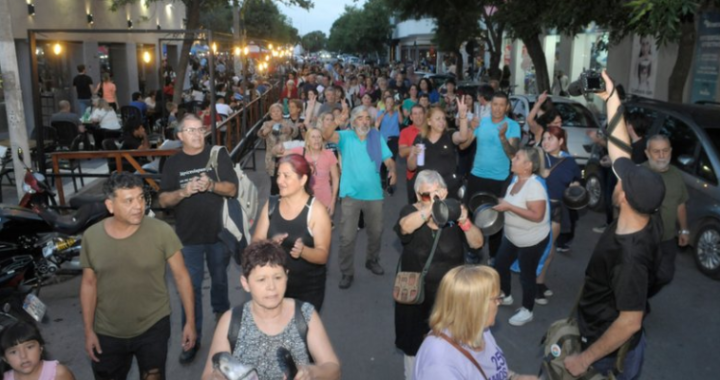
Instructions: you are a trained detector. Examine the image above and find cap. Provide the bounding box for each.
[613,157,665,214]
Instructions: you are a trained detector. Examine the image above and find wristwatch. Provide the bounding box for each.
[678,229,690,235]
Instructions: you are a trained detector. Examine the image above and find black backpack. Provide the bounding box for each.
[227,300,308,354]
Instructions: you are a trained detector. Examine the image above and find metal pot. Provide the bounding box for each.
[468,192,504,236]
[563,185,589,210]
[432,198,462,227]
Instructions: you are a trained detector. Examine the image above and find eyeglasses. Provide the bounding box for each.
[490,295,505,305]
[181,127,204,135]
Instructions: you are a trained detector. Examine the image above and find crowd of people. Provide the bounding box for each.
[4,57,687,380]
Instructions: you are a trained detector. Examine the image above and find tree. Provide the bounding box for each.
[480,4,506,80]
[327,0,392,56]
[302,31,327,52]
[385,0,484,80]
[200,1,300,44]
[110,0,311,104]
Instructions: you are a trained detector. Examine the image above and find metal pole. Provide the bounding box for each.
[28,30,45,175]
[208,31,217,146]
[157,39,165,124]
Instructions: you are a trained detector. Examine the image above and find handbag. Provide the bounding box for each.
[393,227,442,305]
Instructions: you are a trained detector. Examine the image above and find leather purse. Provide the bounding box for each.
[393,228,442,305]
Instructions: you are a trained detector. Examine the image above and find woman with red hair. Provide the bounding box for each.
[252,154,333,311]
[535,125,581,304]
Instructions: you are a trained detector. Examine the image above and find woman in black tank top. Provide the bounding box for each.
[252,154,332,311]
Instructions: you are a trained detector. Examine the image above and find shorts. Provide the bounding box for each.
[550,200,562,224]
[92,316,171,380]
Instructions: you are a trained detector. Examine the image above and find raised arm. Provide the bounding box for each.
[452,97,470,145]
[527,91,548,139]
[598,70,631,163]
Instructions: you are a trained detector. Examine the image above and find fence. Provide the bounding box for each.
[47,81,281,206]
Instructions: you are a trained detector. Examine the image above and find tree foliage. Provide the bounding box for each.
[199,1,300,44]
[301,31,327,52]
[327,0,392,55]
[385,0,484,79]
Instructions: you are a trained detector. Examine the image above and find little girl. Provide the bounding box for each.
[1,322,74,380]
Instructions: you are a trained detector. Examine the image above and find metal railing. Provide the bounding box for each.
[47,81,281,206]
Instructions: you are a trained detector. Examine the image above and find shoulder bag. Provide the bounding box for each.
[393,227,442,305]
[432,332,488,380]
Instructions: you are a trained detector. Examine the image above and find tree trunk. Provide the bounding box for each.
[0,0,31,199]
[233,0,242,75]
[668,16,696,103]
[455,49,464,80]
[172,0,202,104]
[522,34,550,94]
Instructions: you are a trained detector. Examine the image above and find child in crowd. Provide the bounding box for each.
[1,321,75,380]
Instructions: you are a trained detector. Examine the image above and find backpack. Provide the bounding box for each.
[227,300,308,355]
[207,146,259,264]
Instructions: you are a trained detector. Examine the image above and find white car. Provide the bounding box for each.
[510,95,600,166]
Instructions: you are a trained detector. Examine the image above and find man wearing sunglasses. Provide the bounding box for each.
[323,106,397,289]
[159,114,239,364]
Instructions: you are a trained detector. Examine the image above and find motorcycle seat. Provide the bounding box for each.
[35,202,109,235]
[68,194,106,209]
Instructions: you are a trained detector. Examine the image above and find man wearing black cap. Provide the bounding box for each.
[564,71,665,380]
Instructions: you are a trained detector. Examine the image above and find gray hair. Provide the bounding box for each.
[176,113,202,132]
[350,106,370,125]
[414,170,447,193]
[645,134,670,149]
[269,103,283,113]
[521,147,542,174]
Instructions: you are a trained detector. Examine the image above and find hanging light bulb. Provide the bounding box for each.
[243,46,249,56]
[53,43,62,55]
[143,51,151,63]
[212,42,217,53]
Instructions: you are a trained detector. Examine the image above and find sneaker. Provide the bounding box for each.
[592,224,608,233]
[509,308,534,326]
[365,260,385,275]
[339,275,354,289]
[500,294,513,306]
[535,294,548,305]
[555,244,571,253]
[537,283,553,297]
[179,342,201,365]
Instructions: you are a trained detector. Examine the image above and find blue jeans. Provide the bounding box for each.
[78,99,92,116]
[592,333,646,380]
[181,242,230,338]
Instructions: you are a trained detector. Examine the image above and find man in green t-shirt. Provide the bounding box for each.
[80,173,196,380]
[643,134,689,296]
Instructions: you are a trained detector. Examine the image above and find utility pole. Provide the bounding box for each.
[0,0,31,200]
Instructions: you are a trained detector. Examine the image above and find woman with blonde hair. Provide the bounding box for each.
[414,265,537,380]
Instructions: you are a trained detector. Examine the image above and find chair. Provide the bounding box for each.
[51,121,80,151]
[102,138,135,173]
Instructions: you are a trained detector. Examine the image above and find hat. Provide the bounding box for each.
[612,157,665,214]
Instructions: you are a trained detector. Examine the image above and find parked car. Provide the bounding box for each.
[414,71,455,89]
[510,95,600,166]
[583,97,720,279]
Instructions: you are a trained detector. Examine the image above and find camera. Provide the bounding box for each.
[568,70,606,97]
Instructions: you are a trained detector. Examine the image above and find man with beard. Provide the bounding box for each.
[322,106,397,289]
[643,134,689,295]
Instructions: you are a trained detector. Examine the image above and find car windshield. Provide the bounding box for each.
[527,101,596,128]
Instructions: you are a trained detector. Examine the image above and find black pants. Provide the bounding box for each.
[465,174,510,258]
[92,316,171,380]
[495,235,550,311]
[602,166,618,225]
[649,238,679,298]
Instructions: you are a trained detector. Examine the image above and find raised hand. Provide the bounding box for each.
[498,122,509,140]
[456,97,468,119]
[538,90,549,105]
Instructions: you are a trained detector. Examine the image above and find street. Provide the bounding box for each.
[34,154,720,380]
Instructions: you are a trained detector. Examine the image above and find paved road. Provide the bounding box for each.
[33,153,720,379]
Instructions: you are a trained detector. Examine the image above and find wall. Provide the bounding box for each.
[394,19,436,40]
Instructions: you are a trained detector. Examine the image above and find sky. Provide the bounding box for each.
[276,0,367,37]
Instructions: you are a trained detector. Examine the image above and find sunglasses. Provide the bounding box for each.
[418,192,433,202]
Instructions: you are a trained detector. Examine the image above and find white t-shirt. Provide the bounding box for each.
[90,108,121,130]
[503,175,550,247]
[216,103,233,117]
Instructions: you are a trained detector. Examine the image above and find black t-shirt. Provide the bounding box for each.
[73,74,93,99]
[414,132,461,196]
[160,146,238,245]
[121,134,143,150]
[578,215,662,349]
[631,138,647,164]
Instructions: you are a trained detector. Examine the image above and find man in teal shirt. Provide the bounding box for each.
[323,106,397,289]
[460,92,521,260]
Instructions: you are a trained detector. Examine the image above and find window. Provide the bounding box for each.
[511,99,526,119]
[697,150,718,185]
[659,116,699,173]
[554,103,594,128]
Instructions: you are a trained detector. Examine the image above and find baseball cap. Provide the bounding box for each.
[613,157,665,214]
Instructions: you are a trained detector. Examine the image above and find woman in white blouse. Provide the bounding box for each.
[90,99,121,131]
[493,147,550,327]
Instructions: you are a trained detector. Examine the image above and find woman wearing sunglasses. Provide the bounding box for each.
[394,170,484,380]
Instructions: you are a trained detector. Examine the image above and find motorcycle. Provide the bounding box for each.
[0,149,108,294]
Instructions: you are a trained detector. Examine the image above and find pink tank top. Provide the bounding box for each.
[3,360,58,380]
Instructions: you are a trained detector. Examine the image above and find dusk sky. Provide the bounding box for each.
[276,0,368,37]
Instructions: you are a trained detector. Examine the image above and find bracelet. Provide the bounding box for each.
[678,229,690,235]
[209,180,215,193]
[459,219,472,231]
